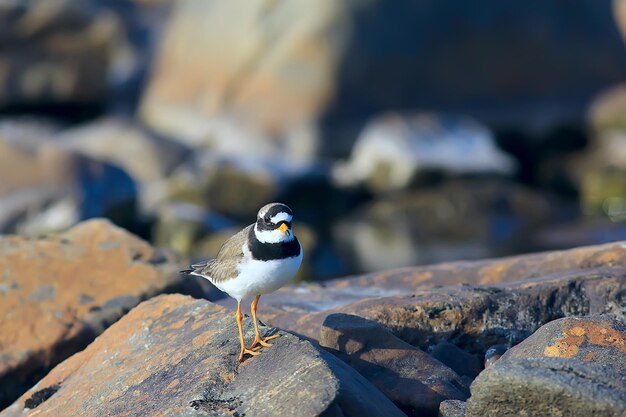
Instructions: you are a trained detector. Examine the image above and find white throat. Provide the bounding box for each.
[254,224,294,244]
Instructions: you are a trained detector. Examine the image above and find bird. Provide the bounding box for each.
[181,202,303,361]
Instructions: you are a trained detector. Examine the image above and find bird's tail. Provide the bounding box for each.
[180,260,211,275]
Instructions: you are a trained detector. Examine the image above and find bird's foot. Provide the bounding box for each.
[239,348,261,362]
[250,333,281,351]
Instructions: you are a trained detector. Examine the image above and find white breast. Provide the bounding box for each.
[213,241,303,302]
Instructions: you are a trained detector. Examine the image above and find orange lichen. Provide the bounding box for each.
[543,319,626,359]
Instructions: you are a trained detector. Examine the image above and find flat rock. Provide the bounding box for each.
[261,267,625,355]
[500,315,626,370]
[1,294,405,417]
[0,219,183,408]
[465,357,626,417]
[230,241,626,319]
[439,400,466,417]
[465,316,626,416]
[320,313,468,416]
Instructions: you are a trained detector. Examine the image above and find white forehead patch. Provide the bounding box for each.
[270,212,292,224]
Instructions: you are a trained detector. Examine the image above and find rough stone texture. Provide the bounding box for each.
[141,0,626,154]
[259,267,625,355]
[0,0,119,111]
[224,241,626,318]
[465,358,626,417]
[0,219,183,408]
[465,316,626,416]
[499,315,626,371]
[439,400,466,417]
[0,294,405,417]
[320,313,468,417]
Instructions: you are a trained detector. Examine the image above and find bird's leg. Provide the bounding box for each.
[236,301,260,361]
[249,294,280,351]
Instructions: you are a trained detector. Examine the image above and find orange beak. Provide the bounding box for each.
[278,223,289,234]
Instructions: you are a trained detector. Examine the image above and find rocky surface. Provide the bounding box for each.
[0,294,405,417]
[320,313,469,416]
[216,241,626,321]
[465,316,626,416]
[259,265,625,354]
[0,219,183,409]
[438,400,466,417]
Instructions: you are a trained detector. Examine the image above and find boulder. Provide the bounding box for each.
[465,316,626,416]
[498,315,626,372]
[320,313,469,417]
[334,179,562,272]
[140,0,626,155]
[0,219,183,408]
[54,117,188,213]
[222,241,626,321]
[165,150,332,221]
[333,113,515,192]
[259,267,626,355]
[0,0,119,111]
[439,400,466,417]
[0,294,405,417]
[0,120,138,236]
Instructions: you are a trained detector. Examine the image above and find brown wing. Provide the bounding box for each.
[186,224,252,283]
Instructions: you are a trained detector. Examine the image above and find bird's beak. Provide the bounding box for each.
[278,223,289,234]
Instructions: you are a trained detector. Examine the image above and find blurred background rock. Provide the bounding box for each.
[2,0,626,284]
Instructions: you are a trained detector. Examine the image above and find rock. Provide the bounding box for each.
[466,358,626,417]
[498,315,626,371]
[55,117,188,213]
[0,0,119,112]
[0,294,405,417]
[166,150,331,221]
[0,219,184,409]
[320,313,468,416]
[483,344,508,368]
[333,113,515,192]
[0,120,138,235]
[576,131,626,220]
[587,84,626,134]
[439,400,466,417]
[334,179,568,272]
[238,240,626,317]
[259,266,626,355]
[428,341,483,379]
[140,0,626,155]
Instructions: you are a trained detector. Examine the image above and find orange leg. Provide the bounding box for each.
[249,294,280,351]
[236,301,260,361]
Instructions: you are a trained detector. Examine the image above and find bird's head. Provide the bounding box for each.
[254,202,294,243]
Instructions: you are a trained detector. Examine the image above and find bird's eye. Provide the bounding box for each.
[264,215,271,223]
